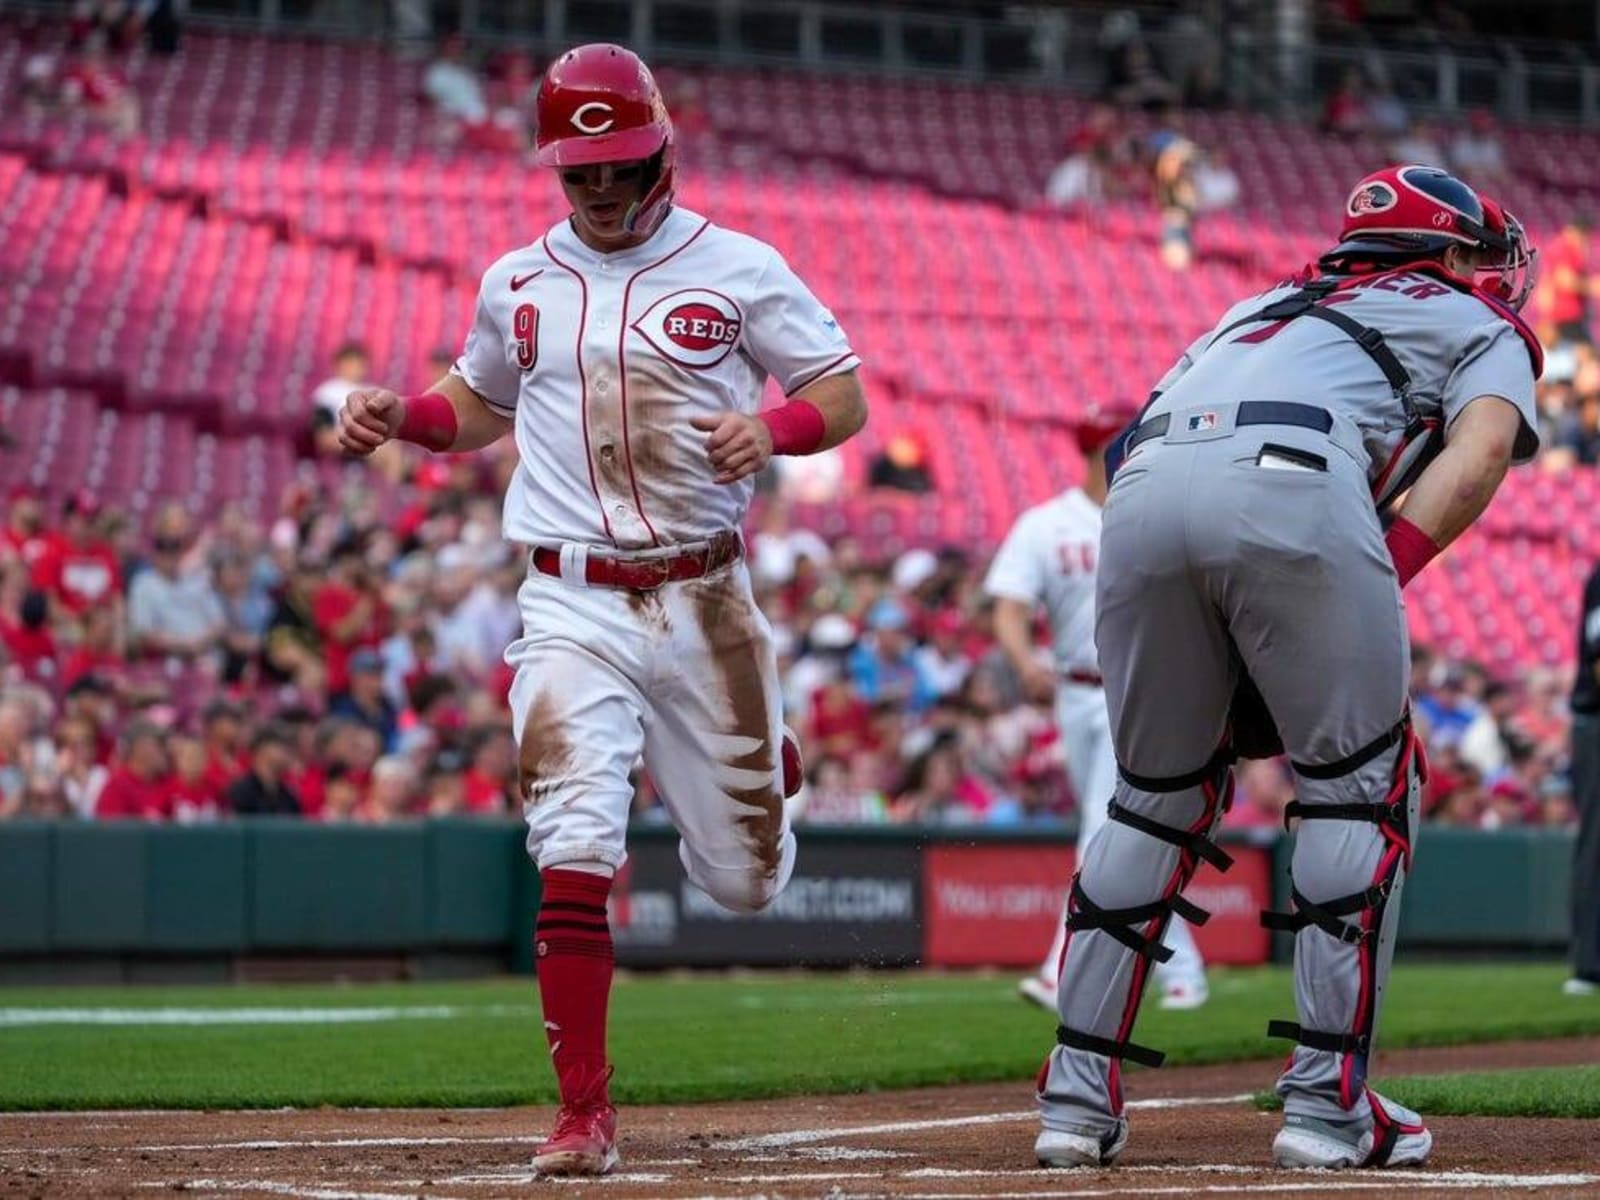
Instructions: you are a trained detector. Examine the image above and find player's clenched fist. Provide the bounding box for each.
[690,412,774,485]
[339,388,405,456]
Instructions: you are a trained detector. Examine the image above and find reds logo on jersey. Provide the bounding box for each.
[632,289,743,369]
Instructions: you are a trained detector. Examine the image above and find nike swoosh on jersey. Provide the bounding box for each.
[510,270,544,291]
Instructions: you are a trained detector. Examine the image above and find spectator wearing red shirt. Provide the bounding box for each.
[1540,220,1598,346]
[0,590,57,685]
[96,723,171,820]
[809,675,876,758]
[199,699,247,794]
[36,494,123,623]
[59,33,139,135]
[313,545,388,697]
[0,488,62,586]
[166,734,226,823]
[62,675,117,766]
[462,729,513,814]
[59,603,125,688]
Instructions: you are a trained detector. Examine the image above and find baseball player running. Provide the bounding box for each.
[987,410,1207,1014]
[339,44,866,1177]
[1034,165,1540,1171]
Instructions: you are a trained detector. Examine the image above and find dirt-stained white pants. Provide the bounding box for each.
[506,555,796,914]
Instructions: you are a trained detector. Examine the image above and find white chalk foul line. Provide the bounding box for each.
[876,1180,1600,1199]
[712,1092,1255,1151]
[135,1183,474,1200]
[0,1005,530,1028]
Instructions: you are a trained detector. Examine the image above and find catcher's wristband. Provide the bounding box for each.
[1385,517,1440,588]
[396,392,459,452]
[759,398,826,456]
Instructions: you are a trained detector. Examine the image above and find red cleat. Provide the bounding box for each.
[533,1071,619,1177]
[781,725,804,799]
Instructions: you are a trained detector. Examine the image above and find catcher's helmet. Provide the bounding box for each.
[1323,164,1537,310]
[535,44,675,236]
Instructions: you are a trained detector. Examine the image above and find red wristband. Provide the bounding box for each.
[396,392,459,453]
[1384,517,1440,589]
[758,399,826,456]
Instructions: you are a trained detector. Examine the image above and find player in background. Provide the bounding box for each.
[987,410,1207,1014]
[1033,165,1539,1172]
[339,43,866,1178]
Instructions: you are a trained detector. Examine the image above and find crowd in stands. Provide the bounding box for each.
[0,450,1584,833]
[1,10,1596,835]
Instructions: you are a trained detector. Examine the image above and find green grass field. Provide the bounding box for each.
[1255,1064,1600,1119]
[0,964,1595,1111]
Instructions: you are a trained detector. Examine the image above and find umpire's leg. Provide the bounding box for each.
[1571,712,1600,984]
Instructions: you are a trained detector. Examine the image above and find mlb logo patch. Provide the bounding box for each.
[1187,411,1218,432]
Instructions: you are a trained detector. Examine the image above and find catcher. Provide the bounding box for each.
[1034,165,1540,1170]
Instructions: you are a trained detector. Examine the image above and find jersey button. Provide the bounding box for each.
[596,378,610,394]
[599,444,615,460]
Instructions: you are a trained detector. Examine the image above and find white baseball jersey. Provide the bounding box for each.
[984,488,1103,677]
[451,205,860,550]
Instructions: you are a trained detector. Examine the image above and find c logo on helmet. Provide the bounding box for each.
[1347,181,1398,217]
[571,102,615,134]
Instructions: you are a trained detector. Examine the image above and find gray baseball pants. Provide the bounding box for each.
[1038,402,1424,1138]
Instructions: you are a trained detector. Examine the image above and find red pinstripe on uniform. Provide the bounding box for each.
[543,233,616,547]
[617,217,711,548]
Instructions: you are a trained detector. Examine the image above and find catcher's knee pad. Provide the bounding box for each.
[677,830,797,914]
[1263,713,1425,1103]
[1054,744,1236,1072]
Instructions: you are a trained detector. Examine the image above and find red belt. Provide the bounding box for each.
[1064,669,1104,687]
[531,530,743,592]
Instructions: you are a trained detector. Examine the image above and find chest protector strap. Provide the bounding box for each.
[1212,277,1437,510]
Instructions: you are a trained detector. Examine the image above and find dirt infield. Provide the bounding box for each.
[4,1038,1599,1199]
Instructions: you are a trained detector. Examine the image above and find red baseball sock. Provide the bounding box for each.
[536,868,615,1104]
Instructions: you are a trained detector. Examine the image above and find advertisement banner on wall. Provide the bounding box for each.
[923,842,1272,967]
[610,836,924,967]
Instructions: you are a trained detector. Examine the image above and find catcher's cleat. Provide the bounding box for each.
[1273,1088,1431,1170]
[1036,1119,1129,1169]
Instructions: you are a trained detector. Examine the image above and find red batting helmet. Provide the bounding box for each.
[1073,404,1136,456]
[535,44,675,237]
[1324,164,1537,309]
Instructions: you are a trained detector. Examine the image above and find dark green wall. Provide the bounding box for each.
[0,821,1578,966]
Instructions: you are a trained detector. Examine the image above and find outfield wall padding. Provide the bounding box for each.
[0,821,1577,974]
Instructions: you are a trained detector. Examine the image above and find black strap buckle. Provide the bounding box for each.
[1058,1024,1166,1069]
[1258,296,1315,321]
[1290,716,1409,781]
[1116,741,1235,795]
[1261,884,1385,945]
[1266,1020,1370,1056]
[1068,883,1212,963]
[1108,802,1234,873]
